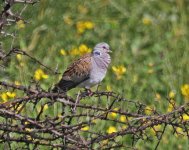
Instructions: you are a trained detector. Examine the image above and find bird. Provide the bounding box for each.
[52,42,111,93]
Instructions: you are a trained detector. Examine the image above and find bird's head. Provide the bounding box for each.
[93,42,111,56]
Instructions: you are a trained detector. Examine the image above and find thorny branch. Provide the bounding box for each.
[0,81,189,149]
[4,47,60,74]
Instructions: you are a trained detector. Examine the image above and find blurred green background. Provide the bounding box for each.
[1,0,189,149]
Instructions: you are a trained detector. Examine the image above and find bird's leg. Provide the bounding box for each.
[86,88,94,96]
[96,83,101,93]
[73,90,81,112]
[80,88,94,97]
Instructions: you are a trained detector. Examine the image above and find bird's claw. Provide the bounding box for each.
[85,89,94,96]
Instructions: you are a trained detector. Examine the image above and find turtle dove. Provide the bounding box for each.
[52,42,111,93]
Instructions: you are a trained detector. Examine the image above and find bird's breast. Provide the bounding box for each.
[78,56,110,89]
[77,69,106,89]
[89,63,107,84]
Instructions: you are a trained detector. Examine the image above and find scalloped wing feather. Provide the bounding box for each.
[53,54,91,92]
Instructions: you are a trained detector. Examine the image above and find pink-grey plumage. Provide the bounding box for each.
[52,42,111,93]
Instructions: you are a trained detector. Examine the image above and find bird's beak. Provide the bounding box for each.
[108,50,112,53]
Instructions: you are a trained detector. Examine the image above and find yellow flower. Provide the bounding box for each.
[145,106,153,115]
[154,124,161,131]
[112,65,126,80]
[42,74,48,79]
[1,93,8,102]
[169,91,176,99]
[175,127,184,137]
[76,21,94,34]
[24,121,29,125]
[182,114,189,121]
[15,81,21,86]
[43,104,48,111]
[78,44,91,55]
[69,45,91,56]
[92,119,98,124]
[108,108,119,119]
[120,115,126,122]
[15,104,23,113]
[16,54,22,61]
[58,114,62,118]
[121,125,127,130]
[175,127,187,139]
[167,103,174,112]
[102,139,108,145]
[6,92,16,98]
[16,54,24,67]
[81,126,89,131]
[176,127,183,133]
[84,21,94,29]
[26,135,32,140]
[16,20,25,29]
[142,17,152,25]
[34,69,49,81]
[60,49,67,56]
[155,93,161,101]
[24,122,32,131]
[107,126,117,134]
[69,48,79,55]
[150,124,161,135]
[181,84,189,99]
[1,92,16,102]
[106,85,112,91]
[25,128,32,132]
[76,21,85,34]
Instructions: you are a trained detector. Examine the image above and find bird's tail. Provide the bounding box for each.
[52,80,76,93]
[51,86,62,93]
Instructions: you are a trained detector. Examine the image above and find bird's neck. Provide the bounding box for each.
[92,54,111,69]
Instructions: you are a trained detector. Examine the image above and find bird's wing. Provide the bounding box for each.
[53,54,91,92]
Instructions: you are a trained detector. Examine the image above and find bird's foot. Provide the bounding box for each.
[80,89,94,97]
[96,84,101,92]
[72,90,81,113]
[86,89,94,96]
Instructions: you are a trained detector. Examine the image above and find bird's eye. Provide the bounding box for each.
[102,46,106,49]
[94,51,101,56]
